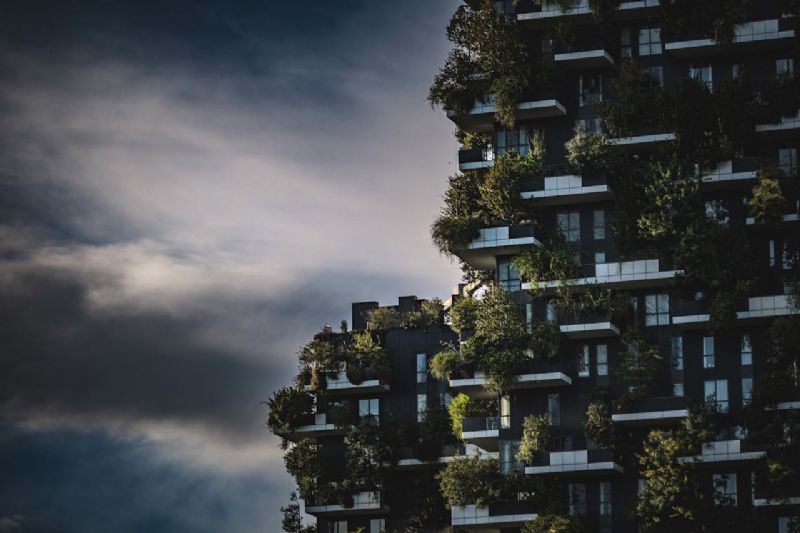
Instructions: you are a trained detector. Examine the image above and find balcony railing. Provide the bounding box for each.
[678,440,766,464]
[665,19,796,56]
[458,147,494,171]
[452,502,536,528]
[305,491,388,516]
[522,258,680,293]
[526,448,623,475]
[448,367,572,398]
[612,395,688,425]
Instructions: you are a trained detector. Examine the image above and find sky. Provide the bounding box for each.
[0,1,462,531]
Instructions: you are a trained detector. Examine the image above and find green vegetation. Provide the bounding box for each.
[436,456,504,506]
[750,168,788,225]
[267,387,315,435]
[450,295,480,334]
[517,414,551,464]
[523,514,584,533]
[280,492,317,533]
[565,124,609,176]
[584,388,614,450]
[447,393,497,437]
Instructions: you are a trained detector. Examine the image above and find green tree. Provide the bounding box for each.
[750,168,787,226]
[517,414,551,464]
[436,456,504,506]
[280,491,317,533]
[523,514,583,533]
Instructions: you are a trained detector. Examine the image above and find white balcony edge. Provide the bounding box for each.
[560,321,620,338]
[525,462,623,475]
[554,49,615,66]
[608,133,676,146]
[753,496,800,507]
[612,409,689,423]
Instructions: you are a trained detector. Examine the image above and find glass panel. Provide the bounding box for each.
[740,335,752,366]
[593,210,605,240]
[597,344,608,376]
[671,337,684,370]
[578,345,590,377]
[548,393,561,425]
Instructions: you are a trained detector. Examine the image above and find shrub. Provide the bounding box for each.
[366,307,403,330]
[517,414,551,464]
[450,295,479,334]
[346,331,391,383]
[327,401,356,428]
[436,456,503,506]
[268,387,314,434]
[479,151,541,223]
[429,349,462,380]
[431,172,484,256]
[418,407,455,461]
[420,298,445,328]
[343,421,391,494]
[513,236,580,288]
[565,124,608,176]
[750,168,787,226]
[298,336,340,375]
[529,320,560,361]
[448,393,473,436]
[284,440,321,500]
[584,389,614,450]
[600,59,669,138]
[523,514,584,533]
[615,331,661,396]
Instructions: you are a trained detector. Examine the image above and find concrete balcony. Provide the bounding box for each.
[395,444,497,469]
[665,19,795,57]
[451,502,536,530]
[608,132,676,150]
[612,396,688,426]
[517,0,658,25]
[753,496,800,507]
[559,321,620,339]
[756,111,800,135]
[672,294,800,327]
[305,491,389,517]
[304,370,389,396]
[746,213,800,225]
[449,370,572,399]
[678,440,766,464]
[457,224,540,271]
[520,173,613,206]
[525,449,623,476]
[699,159,759,186]
[447,97,566,133]
[458,147,494,171]
[554,49,614,69]
[461,416,501,452]
[522,259,680,294]
[274,412,350,441]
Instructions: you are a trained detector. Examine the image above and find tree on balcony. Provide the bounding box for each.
[659,0,750,44]
[523,514,584,533]
[406,465,450,532]
[600,60,669,139]
[431,172,484,258]
[750,167,788,226]
[450,295,480,334]
[565,124,609,177]
[342,420,392,496]
[479,145,543,225]
[428,0,531,128]
[448,393,497,438]
[284,440,322,501]
[513,234,580,310]
[517,414,551,465]
[344,331,391,385]
[584,387,615,450]
[280,492,317,533]
[436,455,504,506]
[615,331,661,408]
[267,387,315,438]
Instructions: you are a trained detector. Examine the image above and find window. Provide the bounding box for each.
[595,251,606,264]
[500,440,522,474]
[673,383,685,397]
[689,65,713,92]
[742,378,753,406]
[416,394,426,422]
[597,344,608,376]
[731,64,741,79]
[785,243,795,270]
[416,353,427,383]
[568,483,587,516]
[646,66,664,88]
[547,303,558,322]
[713,473,737,506]
[705,379,729,413]
[637,478,647,496]
[578,117,603,134]
[578,345,590,377]
[779,147,798,176]
[501,395,511,429]
[621,27,633,58]
[779,517,800,533]
[494,0,514,15]
[369,519,385,533]
[671,336,684,370]
[593,209,605,240]
[579,73,603,106]
[740,335,752,366]
[770,239,777,267]
[495,127,529,157]
[705,200,729,225]
[542,38,554,58]
[440,391,451,407]
[703,336,715,368]
[645,294,669,326]
[498,256,521,291]
[360,398,380,422]
[548,393,561,425]
[777,58,795,77]
[557,211,581,242]
[638,27,662,55]
[331,521,348,533]
[599,481,612,516]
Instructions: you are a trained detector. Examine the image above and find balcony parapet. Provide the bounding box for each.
[456,224,540,271]
[665,19,795,56]
[458,147,494,171]
[525,449,623,476]
[608,133,676,149]
[672,294,799,327]
[305,491,389,517]
[447,97,566,133]
[274,412,351,441]
[461,416,501,452]
[451,503,536,529]
[612,396,688,425]
[699,159,759,185]
[746,213,800,225]
[520,173,613,205]
[678,440,766,464]
[554,49,614,69]
[449,370,572,399]
[522,259,680,293]
[756,111,800,134]
[304,370,389,396]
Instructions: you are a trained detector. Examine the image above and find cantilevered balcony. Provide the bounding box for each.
[304,370,389,396]
[672,295,800,328]
[665,19,796,57]
[559,310,621,339]
[607,132,676,150]
[517,0,658,25]
[461,416,501,452]
[699,158,759,187]
[756,111,800,135]
[458,147,494,171]
[449,370,572,399]
[457,224,540,271]
[520,172,613,206]
[611,396,688,425]
[305,491,389,517]
[678,440,766,464]
[746,212,800,226]
[395,444,497,469]
[451,502,536,530]
[525,449,623,476]
[274,412,350,442]
[553,35,615,69]
[522,259,680,294]
[447,94,566,133]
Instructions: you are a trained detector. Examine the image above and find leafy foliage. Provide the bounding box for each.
[429,348,464,381]
[600,60,669,138]
[280,492,317,533]
[267,387,314,434]
[513,235,580,288]
[345,331,391,384]
[431,172,484,257]
[436,455,504,506]
[406,466,450,532]
[366,307,404,330]
[284,440,321,500]
[584,388,614,450]
[480,151,541,224]
[523,514,584,533]
[615,331,661,400]
[750,168,788,225]
[450,295,480,334]
[342,420,392,494]
[660,0,750,44]
[447,393,496,437]
[517,414,551,464]
[565,124,609,176]
[529,320,561,361]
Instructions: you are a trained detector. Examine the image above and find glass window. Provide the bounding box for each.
[731,64,741,79]
[600,481,612,516]
[548,393,561,425]
[637,478,647,496]
[547,303,558,322]
[705,380,729,413]
[621,27,633,58]
[713,473,738,506]
[416,353,427,383]
[673,383,685,397]
[742,378,753,406]
[777,58,795,77]
[597,344,608,376]
[779,147,798,176]
[498,256,521,291]
[579,74,603,106]
[360,398,380,423]
[638,27,662,56]
[495,127,529,157]
[779,517,800,533]
[578,117,603,134]
[569,483,587,516]
[689,65,713,92]
[703,336,715,368]
[595,251,606,264]
[578,345,591,377]
[740,335,752,366]
[784,243,795,271]
[332,521,348,533]
[645,294,670,326]
[501,395,511,429]
[369,519,385,533]
[671,336,684,370]
[770,240,777,267]
[557,211,581,242]
[646,66,664,88]
[593,209,605,240]
[416,394,426,422]
[440,391,451,407]
[705,200,729,225]
[500,440,522,473]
